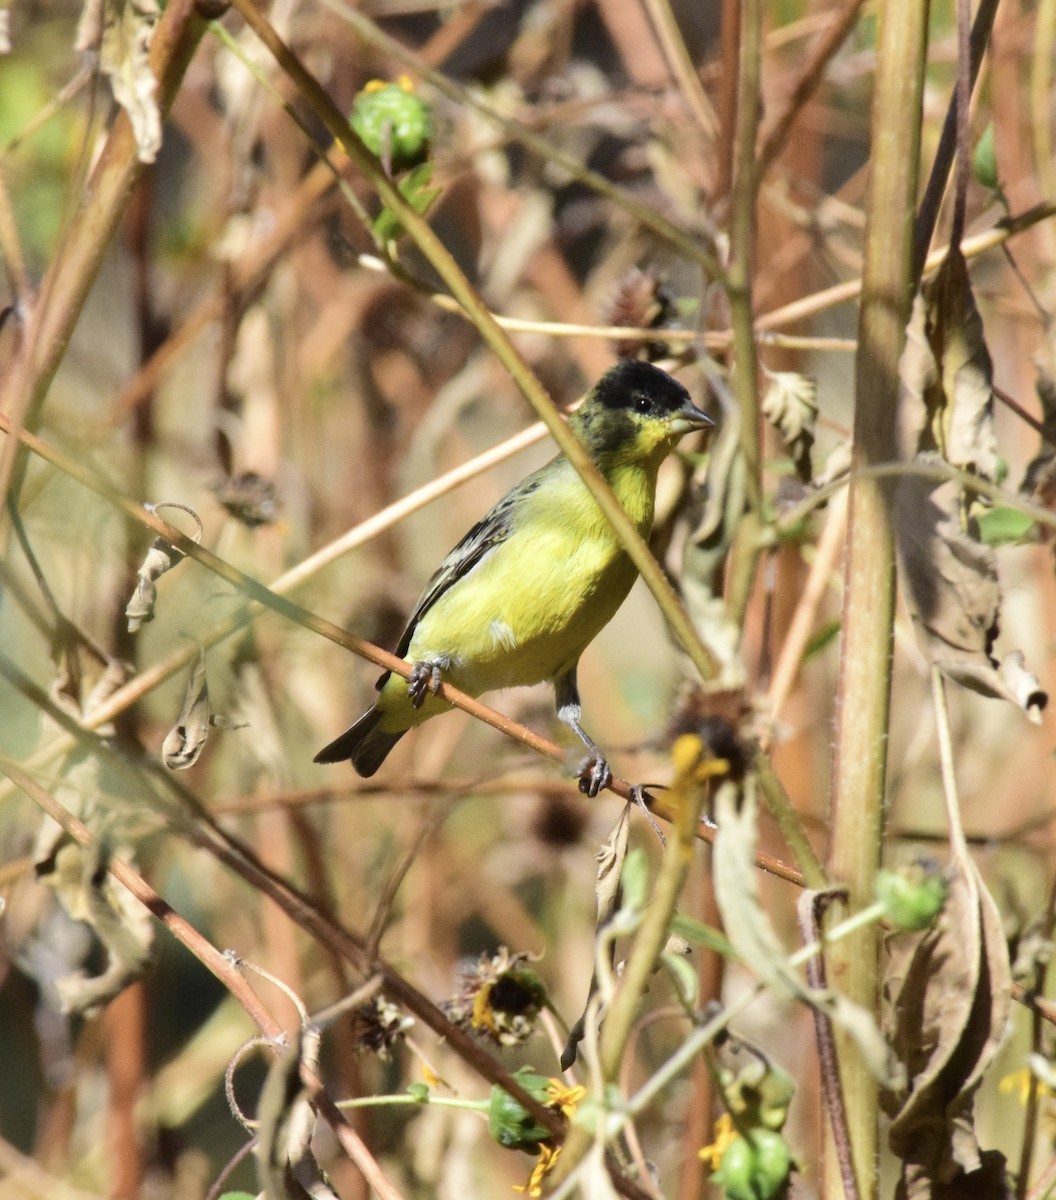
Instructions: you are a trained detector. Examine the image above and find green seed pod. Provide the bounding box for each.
[876,862,948,931]
[350,79,433,172]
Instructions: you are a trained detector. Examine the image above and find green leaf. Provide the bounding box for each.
[373,162,442,243]
[803,618,841,660]
[661,949,699,1008]
[972,124,999,191]
[975,505,1036,545]
[670,913,737,958]
[619,847,650,913]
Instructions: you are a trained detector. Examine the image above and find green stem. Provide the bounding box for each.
[824,3,929,1196]
[550,773,709,1183]
[723,0,765,631]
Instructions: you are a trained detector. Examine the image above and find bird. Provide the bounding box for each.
[314,359,714,796]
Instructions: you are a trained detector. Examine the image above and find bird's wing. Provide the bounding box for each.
[382,476,543,675]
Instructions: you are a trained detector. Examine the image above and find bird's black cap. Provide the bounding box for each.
[595,359,694,414]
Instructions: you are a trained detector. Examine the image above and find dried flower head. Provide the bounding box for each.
[349,996,413,1058]
[445,948,548,1046]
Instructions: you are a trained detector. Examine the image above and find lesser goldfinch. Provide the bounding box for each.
[315,360,713,794]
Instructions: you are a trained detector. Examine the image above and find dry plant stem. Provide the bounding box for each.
[0,161,28,299]
[1026,1155,1056,1200]
[755,757,827,889]
[642,0,718,137]
[0,747,570,1148]
[0,757,280,1037]
[824,3,928,1197]
[1016,872,1056,1199]
[228,0,721,692]
[0,0,206,515]
[756,0,867,180]
[756,201,1056,336]
[1032,0,1056,200]
[724,0,764,630]
[911,0,1000,279]
[549,769,709,1186]
[318,0,723,282]
[798,889,859,1200]
[765,489,849,736]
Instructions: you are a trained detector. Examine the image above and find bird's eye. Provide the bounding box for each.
[634,394,651,414]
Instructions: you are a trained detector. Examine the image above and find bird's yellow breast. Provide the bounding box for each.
[402,457,657,698]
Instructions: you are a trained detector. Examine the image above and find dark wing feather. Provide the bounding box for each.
[374,477,541,689]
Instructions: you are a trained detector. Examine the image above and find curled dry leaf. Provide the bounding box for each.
[162,646,245,770]
[900,249,998,480]
[561,801,632,1069]
[762,370,817,483]
[256,1024,339,1200]
[162,647,212,770]
[882,853,1013,1198]
[712,780,898,1085]
[897,247,1047,720]
[79,0,162,163]
[125,502,203,631]
[896,467,1047,722]
[35,837,154,1016]
[681,404,748,688]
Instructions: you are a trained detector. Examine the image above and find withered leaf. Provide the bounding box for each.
[35,837,154,1016]
[256,1025,338,1200]
[561,802,632,1069]
[882,852,1012,1198]
[896,466,1047,721]
[162,647,212,770]
[681,400,748,688]
[900,249,997,481]
[79,0,162,163]
[762,370,817,483]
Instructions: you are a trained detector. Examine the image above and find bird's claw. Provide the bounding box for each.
[577,755,611,798]
[408,661,443,709]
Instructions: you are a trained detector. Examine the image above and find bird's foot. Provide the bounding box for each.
[408,660,444,709]
[577,754,612,798]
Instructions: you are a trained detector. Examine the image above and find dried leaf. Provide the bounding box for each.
[712,781,898,1084]
[211,470,280,527]
[35,838,153,1016]
[88,0,162,163]
[162,648,211,770]
[561,803,632,1069]
[1021,355,1056,522]
[882,852,1013,1197]
[257,1025,337,1200]
[681,400,748,688]
[896,467,1047,720]
[900,249,997,481]
[762,370,817,483]
[126,502,202,631]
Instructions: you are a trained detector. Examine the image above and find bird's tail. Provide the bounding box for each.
[313,706,404,776]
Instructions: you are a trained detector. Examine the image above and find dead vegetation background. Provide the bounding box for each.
[1,1,1055,1198]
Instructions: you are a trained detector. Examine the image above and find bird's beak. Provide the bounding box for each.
[670,399,715,435]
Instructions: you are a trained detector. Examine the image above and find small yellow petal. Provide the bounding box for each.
[698,1112,738,1170]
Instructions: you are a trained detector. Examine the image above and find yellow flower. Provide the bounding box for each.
[545,1080,586,1120]
[515,1144,562,1197]
[1000,1066,1055,1105]
[698,1112,738,1171]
